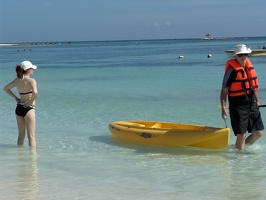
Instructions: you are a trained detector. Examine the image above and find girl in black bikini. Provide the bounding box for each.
[3,61,38,147]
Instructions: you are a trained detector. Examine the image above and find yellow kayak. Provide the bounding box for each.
[109,121,230,149]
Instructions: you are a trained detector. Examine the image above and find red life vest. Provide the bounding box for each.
[224,58,258,97]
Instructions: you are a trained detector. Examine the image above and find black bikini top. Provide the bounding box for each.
[20,91,32,95]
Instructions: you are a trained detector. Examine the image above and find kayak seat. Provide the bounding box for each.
[151,123,162,128]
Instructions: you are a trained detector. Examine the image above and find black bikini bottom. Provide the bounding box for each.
[15,104,35,117]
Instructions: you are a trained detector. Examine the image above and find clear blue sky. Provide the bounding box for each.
[0,0,265,43]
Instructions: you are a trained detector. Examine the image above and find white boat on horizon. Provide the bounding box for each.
[225,46,266,57]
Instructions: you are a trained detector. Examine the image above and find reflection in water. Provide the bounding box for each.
[108,135,266,199]
[16,148,39,200]
[225,150,265,200]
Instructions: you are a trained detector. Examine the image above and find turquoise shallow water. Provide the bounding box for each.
[1,38,266,199]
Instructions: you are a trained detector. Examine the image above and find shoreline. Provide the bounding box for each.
[0,38,244,47]
[0,43,17,46]
[0,41,61,47]
[1,36,265,47]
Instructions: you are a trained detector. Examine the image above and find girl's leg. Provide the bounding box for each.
[25,109,36,147]
[16,115,26,146]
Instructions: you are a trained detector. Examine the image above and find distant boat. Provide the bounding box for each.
[225,46,266,57]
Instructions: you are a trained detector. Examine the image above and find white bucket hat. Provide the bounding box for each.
[233,44,252,56]
[21,61,37,70]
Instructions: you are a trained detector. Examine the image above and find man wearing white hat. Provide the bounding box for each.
[220,44,264,150]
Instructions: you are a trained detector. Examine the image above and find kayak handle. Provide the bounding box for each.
[259,105,266,107]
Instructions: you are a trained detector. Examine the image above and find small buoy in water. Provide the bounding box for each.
[207,54,212,58]
[178,55,184,59]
